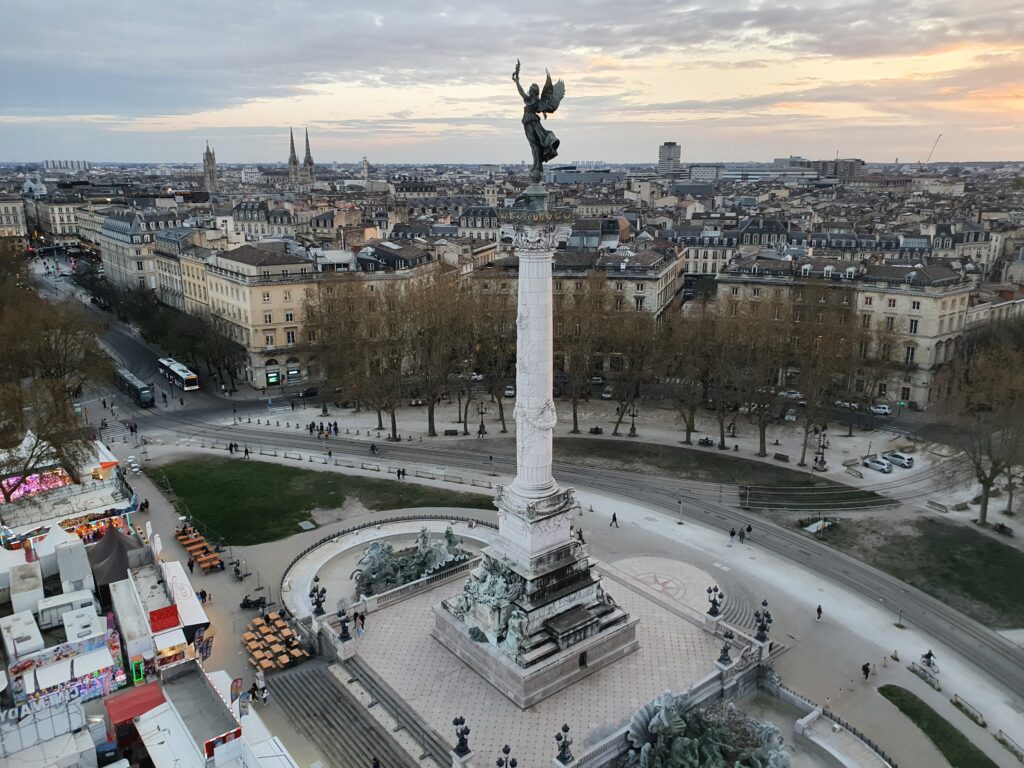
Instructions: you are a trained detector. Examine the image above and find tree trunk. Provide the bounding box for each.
[681,407,695,444]
[1006,475,1015,515]
[376,407,384,431]
[389,408,398,441]
[611,402,628,436]
[571,395,580,434]
[427,401,437,437]
[497,397,507,432]
[716,410,727,449]
[456,388,463,423]
[846,417,854,438]
[462,393,473,436]
[758,422,768,457]
[798,423,811,466]
[978,481,991,525]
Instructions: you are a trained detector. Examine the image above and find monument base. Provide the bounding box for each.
[432,604,639,709]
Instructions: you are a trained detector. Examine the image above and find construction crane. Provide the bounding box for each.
[921,133,942,165]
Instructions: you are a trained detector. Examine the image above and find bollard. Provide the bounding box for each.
[356,429,360,435]
[407,435,412,441]
[276,421,280,427]
[257,418,261,424]
[123,436,127,443]
[247,417,251,423]
[286,422,290,428]
[346,428,350,434]
[419,436,423,442]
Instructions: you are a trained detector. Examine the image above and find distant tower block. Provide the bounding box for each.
[658,141,680,176]
[202,142,218,194]
[362,156,370,181]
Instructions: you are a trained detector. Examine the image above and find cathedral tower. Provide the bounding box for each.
[203,141,218,194]
[287,128,300,186]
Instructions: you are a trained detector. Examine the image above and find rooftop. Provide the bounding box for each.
[161,661,239,748]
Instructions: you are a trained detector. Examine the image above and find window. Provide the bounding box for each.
[881,343,891,359]
[264,313,273,324]
[731,287,739,296]
[901,386,911,401]
[912,300,921,310]
[285,312,294,322]
[841,295,849,305]
[283,290,291,301]
[286,330,296,344]
[614,297,624,310]
[795,290,804,302]
[887,298,896,308]
[861,315,870,329]
[635,296,646,311]
[262,292,271,303]
[615,282,624,291]
[575,282,582,291]
[877,382,887,397]
[773,307,781,320]
[636,283,645,292]
[136,261,144,271]
[904,346,916,364]
[863,296,873,306]
[793,310,803,323]
[752,288,760,297]
[885,317,895,330]
[909,319,918,334]
[265,334,275,346]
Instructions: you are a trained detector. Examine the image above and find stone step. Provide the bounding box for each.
[267,662,417,768]
[344,655,450,767]
[597,606,629,630]
[519,639,560,665]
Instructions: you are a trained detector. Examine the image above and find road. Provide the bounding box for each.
[55,272,1024,703]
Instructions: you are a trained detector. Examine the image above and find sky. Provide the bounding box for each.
[1,0,1022,164]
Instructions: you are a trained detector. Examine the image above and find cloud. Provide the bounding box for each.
[1,0,1022,160]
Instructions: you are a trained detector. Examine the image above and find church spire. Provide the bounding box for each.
[288,127,298,165]
[303,127,314,167]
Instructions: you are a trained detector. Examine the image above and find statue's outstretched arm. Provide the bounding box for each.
[514,78,527,101]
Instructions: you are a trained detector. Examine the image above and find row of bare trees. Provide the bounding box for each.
[0,238,109,507]
[308,270,913,455]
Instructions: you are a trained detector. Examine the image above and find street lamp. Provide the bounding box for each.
[627,404,639,437]
[555,724,574,764]
[309,576,327,616]
[754,599,773,643]
[453,717,471,757]
[496,744,517,768]
[477,402,487,436]
[706,585,724,617]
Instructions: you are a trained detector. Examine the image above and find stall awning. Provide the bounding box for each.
[35,658,73,691]
[72,647,113,677]
[154,628,186,652]
[104,682,166,726]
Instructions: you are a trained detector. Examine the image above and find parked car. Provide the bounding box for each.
[863,457,893,474]
[738,403,754,414]
[601,386,615,400]
[882,451,914,468]
[503,385,516,398]
[869,404,892,415]
[834,400,859,410]
[470,372,484,382]
[783,409,797,422]
[298,386,319,398]
[590,376,604,386]
[780,390,804,400]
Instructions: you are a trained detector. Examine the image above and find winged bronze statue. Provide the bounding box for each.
[513,59,566,182]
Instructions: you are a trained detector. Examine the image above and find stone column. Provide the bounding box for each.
[509,231,559,501]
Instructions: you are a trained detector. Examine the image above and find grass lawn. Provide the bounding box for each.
[878,685,998,768]
[554,437,893,510]
[825,517,1024,628]
[149,459,494,545]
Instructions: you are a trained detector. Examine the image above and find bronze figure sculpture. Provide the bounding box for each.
[513,59,565,182]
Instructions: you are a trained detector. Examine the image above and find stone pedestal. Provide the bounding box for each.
[433,185,638,708]
[451,750,476,768]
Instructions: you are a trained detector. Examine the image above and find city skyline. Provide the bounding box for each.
[2,0,1023,163]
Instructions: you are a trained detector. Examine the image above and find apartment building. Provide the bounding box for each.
[232,201,297,240]
[206,245,317,388]
[716,255,972,408]
[0,196,27,238]
[34,199,80,246]
[98,209,184,291]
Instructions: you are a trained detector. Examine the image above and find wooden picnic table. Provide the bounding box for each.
[277,655,290,667]
[181,536,204,547]
[259,659,275,671]
[258,624,274,635]
[265,612,280,622]
[270,644,285,655]
[199,557,223,572]
[242,632,257,643]
[289,648,304,660]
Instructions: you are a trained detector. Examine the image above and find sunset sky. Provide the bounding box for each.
[2,0,1022,164]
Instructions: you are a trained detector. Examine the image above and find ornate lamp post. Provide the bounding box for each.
[555,723,574,764]
[496,744,517,768]
[717,628,735,665]
[627,404,639,437]
[453,716,471,757]
[477,402,487,436]
[706,585,724,617]
[337,610,351,641]
[309,575,327,616]
[754,599,773,643]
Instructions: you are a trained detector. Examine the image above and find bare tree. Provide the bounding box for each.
[607,310,659,436]
[557,271,609,434]
[404,270,461,437]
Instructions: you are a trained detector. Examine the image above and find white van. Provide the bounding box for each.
[36,590,98,630]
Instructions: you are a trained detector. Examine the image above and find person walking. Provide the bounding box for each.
[372,758,381,768]
[861,662,871,681]
[738,528,746,544]
[729,527,737,543]
[355,612,364,637]
[179,397,184,407]
[745,524,752,540]
[816,605,822,622]
[187,558,194,574]
[244,447,250,459]
[610,512,619,528]
[102,398,107,410]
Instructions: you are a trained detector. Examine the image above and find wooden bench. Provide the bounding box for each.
[198,555,223,571]
[773,453,790,463]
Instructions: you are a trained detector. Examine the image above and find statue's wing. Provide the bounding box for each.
[540,70,566,113]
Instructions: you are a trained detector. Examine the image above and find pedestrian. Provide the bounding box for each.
[228,443,234,454]
[358,612,366,635]
[334,423,339,435]
[198,589,207,604]
[102,398,107,410]
[610,512,619,528]
[221,383,226,395]
[729,527,737,543]
[861,662,870,681]
[255,669,265,691]
[179,397,184,407]
[745,524,752,540]
[143,498,149,512]
[290,400,295,411]
[328,449,332,458]
[206,591,212,604]
[162,393,167,406]
[244,447,250,459]
[187,558,194,574]
[249,683,260,703]
[354,612,364,637]
[372,758,381,768]
[738,528,746,544]
[816,605,822,622]
[260,687,269,705]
